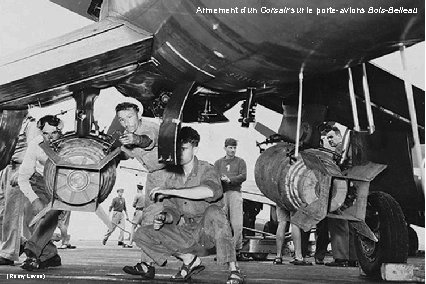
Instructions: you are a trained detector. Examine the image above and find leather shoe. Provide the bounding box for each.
[21,254,61,271]
[59,244,76,249]
[123,262,155,279]
[325,259,348,267]
[0,257,14,265]
[39,254,61,269]
[21,257,40,271]
[348,260,358,267]
[315,258,325,265]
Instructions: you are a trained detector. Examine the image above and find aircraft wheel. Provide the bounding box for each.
[408,226,418,256]
[355,191,408,278]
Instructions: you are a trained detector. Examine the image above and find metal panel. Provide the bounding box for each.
[0,18,153,109]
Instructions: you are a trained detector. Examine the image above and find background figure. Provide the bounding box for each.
[274,206,312,265]
[214,138,247,256]
[0,116,38,265]
[314,218,329,265]
[129,184,145,247]
[56,211,76,249]
[325,219,358,267]
[0,168,5,242]
[103,188,130,247]
[321,124,358,267]
[242,200,263,237]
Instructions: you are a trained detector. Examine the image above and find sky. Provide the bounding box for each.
[0,0,424,242]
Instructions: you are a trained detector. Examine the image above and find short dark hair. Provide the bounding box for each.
[225,138,237,147]
[115,102,139,113]
[328,126,341,136]
[178,127,200,146]
[37,115,62,130]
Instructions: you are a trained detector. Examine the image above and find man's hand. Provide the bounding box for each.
[153,212,172,230]
[31,198,46,216]
[10,171,19,186]
[220,175,231,183]
[119,133,140,145]
[149,187,168,202]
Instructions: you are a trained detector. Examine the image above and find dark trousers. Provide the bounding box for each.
[315,218,330,260]
[24,173,61,262]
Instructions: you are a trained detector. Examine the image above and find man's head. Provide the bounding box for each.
[115,102,142,133]
[224,138,237,158]
[37,115,63,143]
[326,127,342,148]
[177,127,200,166]
[117,188,124,197]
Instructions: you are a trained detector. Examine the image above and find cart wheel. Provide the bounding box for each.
[251,253,268,261]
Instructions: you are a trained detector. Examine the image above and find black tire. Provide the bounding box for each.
[355,191,408,278]
[408,226,419,256]
[251,253,268,261]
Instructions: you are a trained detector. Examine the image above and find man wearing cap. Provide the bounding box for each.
[128,184,145,246]
[103,188,130,247]
[214,138,247,256]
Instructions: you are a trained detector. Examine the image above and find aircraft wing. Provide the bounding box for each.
[0,18,152,109]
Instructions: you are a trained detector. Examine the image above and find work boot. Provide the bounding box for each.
[39,254,61,269]
[348,260,358,267]
[0,257,14,265]
[315,258,325,265]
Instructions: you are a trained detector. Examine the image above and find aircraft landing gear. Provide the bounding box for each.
[355,191,408,278]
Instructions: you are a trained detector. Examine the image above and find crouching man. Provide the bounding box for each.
[123,127,244,284]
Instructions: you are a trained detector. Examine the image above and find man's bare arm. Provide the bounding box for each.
[150,186,214,201]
